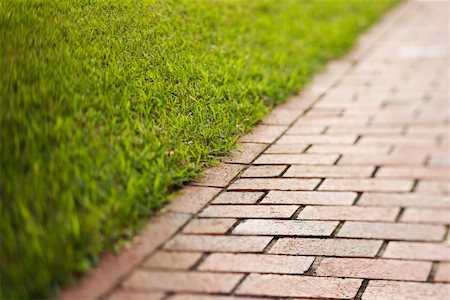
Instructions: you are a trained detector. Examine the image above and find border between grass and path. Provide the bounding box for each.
[60,3,408,299]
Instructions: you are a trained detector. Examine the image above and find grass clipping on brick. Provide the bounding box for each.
[0,0,397,298]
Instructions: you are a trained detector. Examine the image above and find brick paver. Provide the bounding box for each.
[61,1,450,299]
[236,274,362,299]
[269,238,383,257]
[198,253,314,274]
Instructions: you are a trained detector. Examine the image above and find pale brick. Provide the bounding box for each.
[327,125,404,134]
[192,164,244,188]
[337,222,446,242]
[429,154,450,166]
[223,143,267,164]
[416,181,450,196]
[358,192,450,208]
[358,136,437,145]
[123,271,242,293]
[401,208,450,224]
[298,206,399,221]
[434,263,450,283]
[383,242,450,261]
[233,220,338,236]
[264,144,309,154]
[164,235,271,252]
[228,178,320,191]
[236,274,362,299]
[239,125,287,143]
[308,144,391,154]
[199,205,297,219]
[143,252,202,270]
[293,116,370,125]
[182,218,236,234]
[363,280,450,300]
[339,154,427,165]
[277,134,357,145]
[261,107,302,125]
[254,154,338,165]
[316,258,432,281]
[166,186,221,214]
[261,191,356,205]
[241,165,287,177]
[285,165,374,178]
[198,253,314,274]
[108,291,165,300]
[270,238,382,257]
[392,145,450,156]
[319,179,413,192]
[377,166,450,180]
[212,192,264,204]
[285,126,326,134]
[167,296,263,300]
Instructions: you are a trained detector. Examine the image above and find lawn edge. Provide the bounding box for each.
[59,2,405,299]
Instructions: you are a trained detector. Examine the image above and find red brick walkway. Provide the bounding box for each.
[62,1,450,299]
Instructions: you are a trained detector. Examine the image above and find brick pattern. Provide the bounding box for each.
[62,2,450,299]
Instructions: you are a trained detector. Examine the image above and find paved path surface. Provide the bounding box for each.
[62,1,449,299]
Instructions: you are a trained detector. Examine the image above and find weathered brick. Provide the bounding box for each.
[401,208,450,224]
[337,222,446,242]
[166,186,221,214]
[241,165,287,177]
[123,271,243,293]
[308,144,391,154]
[416,180,450,196]
[298,206,399,221]
[223,143,267,164]
[212,192,264,204]
[228,178,320,191]
[293,116,369,125]
[357,192,450,208]
[327,125,404,134]
[358,136,437,145]
[284,165,374,178]
[143,252,202,270]
[254,154,338,165]
[198,253,314,274]
[108,291,165,300]
[391,145,450,156]
[233,219,338,236]
[264,144,309,154]
[429,154,450,167]
[192,164,244,188]
[285,126,326,134]
[363,280,450,300]
[316,257,432,281]
[377,166,450,180]
[383,242,450,261]
[164,235,271,252]
[199,205,298,219]
[434,263,450,283]
[261,107,302,125]
[339,153,427,165]
[269,238,382,257]
[261,191,356,205]
[167,295,265,300]
[239,125,287,144]
[277,134,358,145]
[319,178,413,192]
[182,218,236,234]
[236,274,362,299]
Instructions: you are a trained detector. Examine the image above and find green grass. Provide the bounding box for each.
[0,0,397,298]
